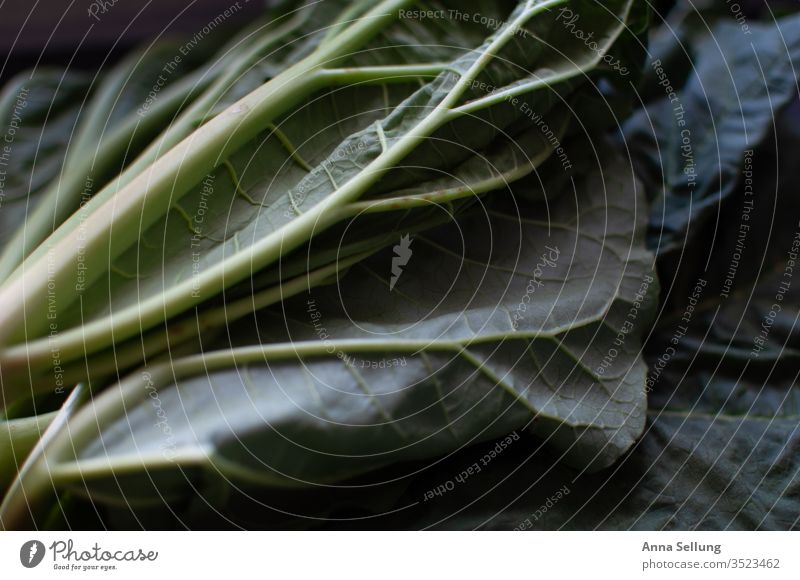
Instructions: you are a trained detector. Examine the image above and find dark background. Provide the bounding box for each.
[4,0,789,84]
[0,0,261,83]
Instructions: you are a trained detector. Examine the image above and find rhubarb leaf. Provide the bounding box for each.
[10,146,656,517]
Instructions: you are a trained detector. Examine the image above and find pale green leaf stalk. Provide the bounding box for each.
[0,4,337,279]
[0,384,88,529]
[0,411,57,493]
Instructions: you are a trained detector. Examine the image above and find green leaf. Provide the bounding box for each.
[370,115,800,532]
[623,12,800,255]
[7,146,656,518]
[0,412,56,494]
[0,0,644,411]
[0,384,89,529]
